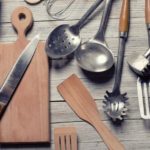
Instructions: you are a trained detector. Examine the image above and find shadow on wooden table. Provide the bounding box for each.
[0,143,50,149]
[81,64,115,84]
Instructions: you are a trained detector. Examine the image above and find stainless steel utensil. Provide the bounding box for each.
[75,0,114,72]
[46,0,76,20]
[127,0,150,76]
[25,0,42,4]
[137,77,150,119]
[0,34,40,117]
[103,0,129,121]
[127,51,150,76]
[136,0,150,119]
[45,0,104,59]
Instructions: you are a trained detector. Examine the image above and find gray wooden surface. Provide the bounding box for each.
[0,0,150,149]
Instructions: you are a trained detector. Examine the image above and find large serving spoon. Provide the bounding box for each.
[57,74,125,150]
[103,0,129,121]
[75,0,114,72]
[45,0,104,59]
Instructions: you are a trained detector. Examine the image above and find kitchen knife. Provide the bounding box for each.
[0,34,40,117]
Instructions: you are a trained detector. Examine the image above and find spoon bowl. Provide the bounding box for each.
[75,0,114,72]
[76,40,114,72]
[45,0,104,59]
[45,25,81,59]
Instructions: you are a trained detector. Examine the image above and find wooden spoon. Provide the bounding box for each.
[57,74,125,150]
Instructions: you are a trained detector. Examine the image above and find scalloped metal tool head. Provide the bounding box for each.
[103,91,128,121]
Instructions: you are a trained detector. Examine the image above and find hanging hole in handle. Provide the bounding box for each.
[11,6,33,39]
[19,13,26,21]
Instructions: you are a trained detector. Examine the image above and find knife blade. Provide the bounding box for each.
[0,34,40,117]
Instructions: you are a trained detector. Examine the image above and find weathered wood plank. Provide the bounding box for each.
[1,0,150,149]
[50,97,140,123]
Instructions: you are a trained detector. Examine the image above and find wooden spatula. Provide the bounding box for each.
[54,127,78,150]
[57,74,125,150]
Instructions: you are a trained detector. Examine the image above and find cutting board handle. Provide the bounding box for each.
[11,6,33,41]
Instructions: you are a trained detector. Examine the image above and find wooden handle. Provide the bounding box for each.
[0,102,5,115]
[119,0,129,32]
[145,0,150,24]
[11,6,33,40]
[94,120,125,150]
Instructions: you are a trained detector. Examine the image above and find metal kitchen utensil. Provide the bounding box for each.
[45,0,104,59]
[137,77,150,119]
[103,0,129,121]
[136,0,150,119]
[75,0,114,72]
[57,74,125,150]
[46,0,76,20]
[25,0,43,4]
[54,127,78,150]
[127,0,150,76]
[0,34,40,117]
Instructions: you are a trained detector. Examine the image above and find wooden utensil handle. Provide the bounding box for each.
[119,0,129,33]
[94,120,125,150]
[11,7,33,40]
[145,0,150,24]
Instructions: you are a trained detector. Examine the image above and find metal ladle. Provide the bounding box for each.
[45,0,103,59]
[75,0,114,72]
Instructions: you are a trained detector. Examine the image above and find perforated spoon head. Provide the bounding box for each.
[45,24,81,59]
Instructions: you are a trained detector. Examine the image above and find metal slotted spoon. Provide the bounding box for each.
[103,0,129,121]
[45,0,104,59]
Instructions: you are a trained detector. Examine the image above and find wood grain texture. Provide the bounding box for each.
[119,0,129,33]
[58,74,125,150]
[54,127,77,150]
[0,7,49,143]
[0,0,150,149]
[145,0,150,24]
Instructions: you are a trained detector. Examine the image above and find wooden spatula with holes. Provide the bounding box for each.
[54,127,78,150]
[57,74,125,150]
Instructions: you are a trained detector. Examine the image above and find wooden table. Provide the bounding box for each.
[0,0,150,149]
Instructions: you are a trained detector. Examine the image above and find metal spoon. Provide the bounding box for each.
[103,0,129,121]
[45,0,104,59]
[75,0,114,72]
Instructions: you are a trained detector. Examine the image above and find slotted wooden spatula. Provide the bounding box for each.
[57,74,125,150]
[54,127,78,150]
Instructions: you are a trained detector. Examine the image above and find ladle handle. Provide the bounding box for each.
[119,0,129,34]
[113,0,129,94]
[95,0,113,41]
[74,0,103,30]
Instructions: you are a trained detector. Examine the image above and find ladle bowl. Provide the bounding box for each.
[76,40,114,72]
[75,0,114,72]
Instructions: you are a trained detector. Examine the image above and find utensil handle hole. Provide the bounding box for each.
[19,13,26,21]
